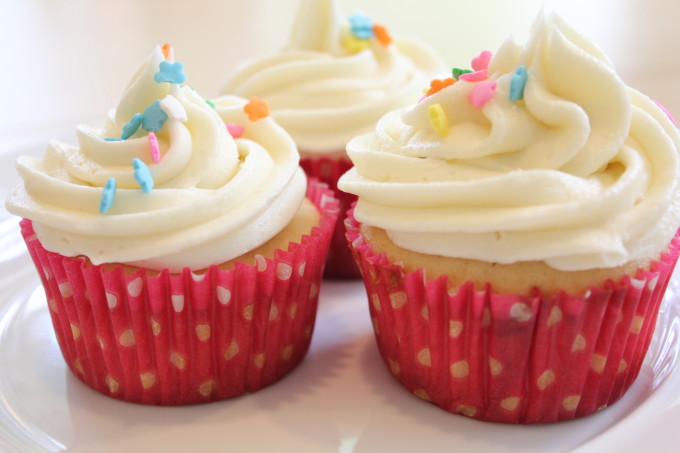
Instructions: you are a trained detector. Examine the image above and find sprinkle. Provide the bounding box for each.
[148,132,161,163]
[452,68,473,79]
[459,70,488,82]
[341,29,371,54]
[428,103,449,137]
[142,100,169,132]
[469,80,497,109]
[654,100,678,127]
[349,12,374,39]
[132,158,154,193]
[161,43,174,62]
[159,95,187,122]
[509,65,528,102]
[100,177,116,214]
[154,60,186,84]
[104,137,122,141]
[471,50,493,72]
[426,78,456,97]
[243,97,270,121]
[205,100,215,109]
[121,113,143,139]
[226,123,245,138]
[373,24,392,46]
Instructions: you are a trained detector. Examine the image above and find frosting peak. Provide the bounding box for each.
[339,12,680,271]
[6,46,306,272]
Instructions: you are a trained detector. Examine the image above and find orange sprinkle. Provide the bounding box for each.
[161,43,174,62]
[426,77,456,97]
[243,97,270,121]
[373,24,392,46]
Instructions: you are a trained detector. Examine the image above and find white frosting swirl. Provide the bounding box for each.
[218,0,443,153]
[6,46,306,272]
[339,13,680,271]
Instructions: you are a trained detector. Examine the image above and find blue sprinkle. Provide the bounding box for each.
[121,113,143,139]
[100,177,116,214]
[142,100,168,132]
[104,137,122,141]
[132,158,154,193]
[349,12,374,40]
[509,65,528,102]
[154,60,186,84]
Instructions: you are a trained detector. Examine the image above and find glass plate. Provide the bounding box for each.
[1,142,680,453]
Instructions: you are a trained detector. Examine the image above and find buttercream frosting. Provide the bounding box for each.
[6,46,306,272]
[339,12,680,271]
[218,0,443,153]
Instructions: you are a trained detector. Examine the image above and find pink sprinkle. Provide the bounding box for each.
[468,81,497,109]
[148,132,161,163]
[226,123,245,138]
[471,50,493,72]
[418,94,427,103]
[459,70,488,82]
[654,100,678,127]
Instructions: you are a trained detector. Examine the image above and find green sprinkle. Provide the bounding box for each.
[452,68,473,79]
[206,100,215,109]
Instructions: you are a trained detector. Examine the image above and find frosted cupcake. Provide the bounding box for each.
[339,12,680,423]
[217,0,442,278]
[5,45,338,405]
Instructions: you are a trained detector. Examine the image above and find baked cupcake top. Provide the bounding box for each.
[217,0,443,154]
[6,45,306,272]
[339,12,680,271]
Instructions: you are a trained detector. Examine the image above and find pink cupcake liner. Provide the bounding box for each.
[21,180,338,405]
[300,156,360,279]
[346,207,680,423]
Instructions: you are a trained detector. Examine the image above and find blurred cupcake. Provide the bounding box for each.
[5,45,338,405]
[339,12,680,423]
[216,0,443,278]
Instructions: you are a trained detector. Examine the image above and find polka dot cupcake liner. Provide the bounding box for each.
[20,180,338,405]
[346,208,680,424]
[300,155,360,279]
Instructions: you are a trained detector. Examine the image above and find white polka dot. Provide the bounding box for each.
[389,292,407,309]
[195,324,210,341]
[450,360,469,378]
[617,359,628,374]
[417,348,431,367]
[572,334,587,352]
[414,389,430,401]
[648,275,659,291]
[630,278,645,290]
[254,353,265,368]
[47,298,58,313]
[450,320,463,337]
[510,303,532,322]
[255,254,267,272]
[583,289,592,298]
[631,316,645,334]
[289,303,298,319]
[127,278,143,297]
[172,295,185,312]
[309,283,319,299]
[191,272,206,282]
[217,286,231,305]
[537,370,555,390]
[590,354,607,373]
[389,358,401,375]
[59,282,72,298]
[105,375,120,393]
[224,341,239,360]
[297,262,306,277]
[199,380,217,397]
[562,395,581,411]
[421,306,429,320]
[243,304,254,321]
[489,357,503,376]
[547,306,563,326]
[170,352,186,370]
[43,268,51,280]
[457,405,477,417]
[140,372,156,389]
[106,292,117,309]
[276,263,293,280]
[151,318,161,336]
[73,359,84,374]
[500,397,520,411]
[282,345,294,361]
[370,294,381,311]
[119,329,135,347]
[71,324,81,340]
[269,305,279,321]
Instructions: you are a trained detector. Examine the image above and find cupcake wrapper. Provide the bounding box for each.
[346,208,680,423]
[21,180,338,405]
[300,155,360,279]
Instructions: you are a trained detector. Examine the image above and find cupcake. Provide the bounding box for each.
[5,45,338,405]
[338,12,680,423]
[216,0,443,278]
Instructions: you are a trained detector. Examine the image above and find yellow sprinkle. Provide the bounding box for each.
[341,28,371,54]
[428,103,449,137]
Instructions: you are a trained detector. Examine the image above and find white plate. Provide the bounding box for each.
[2,141,680,453]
